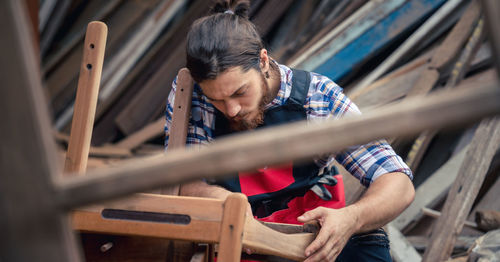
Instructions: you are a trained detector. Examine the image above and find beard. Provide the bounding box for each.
[229,73,274,131]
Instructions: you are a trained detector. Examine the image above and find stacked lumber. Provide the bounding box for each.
[34,0,500,261]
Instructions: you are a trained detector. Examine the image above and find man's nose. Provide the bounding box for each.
[225,99,241,118]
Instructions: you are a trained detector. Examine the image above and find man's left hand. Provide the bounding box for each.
[297,206,359,262]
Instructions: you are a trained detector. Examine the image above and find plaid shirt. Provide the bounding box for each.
[165,63,413,187]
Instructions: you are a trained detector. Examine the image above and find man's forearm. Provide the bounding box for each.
[180,180,233,200]
[345,172,415,233]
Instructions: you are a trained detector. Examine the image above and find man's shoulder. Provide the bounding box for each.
[306,72,344,102]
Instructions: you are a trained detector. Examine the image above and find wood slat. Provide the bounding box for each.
[352,0,466,93]
[481,0,500,78]
[0,0,81,260]
[217,194,247,262]
[64,21,107,175]
[406,16,484,171]
[243,216,315,261]
[73,193,224,243]
[57,81,500,208]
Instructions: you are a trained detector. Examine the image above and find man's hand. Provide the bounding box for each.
[297,206,359,262]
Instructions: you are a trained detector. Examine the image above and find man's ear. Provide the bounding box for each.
[259,49,270,72]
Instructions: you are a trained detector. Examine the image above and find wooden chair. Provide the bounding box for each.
[65,21,315,262]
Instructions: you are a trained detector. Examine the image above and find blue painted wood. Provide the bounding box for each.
[313,0,447,82]
[296,0,408,71]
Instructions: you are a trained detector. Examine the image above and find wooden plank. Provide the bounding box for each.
[0,0,81,260]
[56,81,500,208]
[421,207,479,229]
[351,0,466,93]
[348,48,433,101]
[42,0,122,75]
[64,21,108,175]
[24,0,38,51]
[284,0,367,65]
[243,216,315,261]
[166,68,194,150]
[99,0,186,100]
[40,0,72,57]
[48,0,160,127]
[387,224,421,262]
[422,117,500,262]
[91,0,210,144]
[73,194,224,243]
[251,0,294,37]
[429,1,482,69]
[308,0,449,82]
[72,194,223,243]
[405,17,485,170]
[351,43,492,109]
[289,0,397,69]
[161,68,194,195]
[481,0,500,79]
[113,0,209,136]
[392,146,468,231]
[217,194,247,262]
[406,235,476,253]
[115,117,164,150]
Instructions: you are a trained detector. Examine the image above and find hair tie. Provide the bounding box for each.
[224,10,234,15]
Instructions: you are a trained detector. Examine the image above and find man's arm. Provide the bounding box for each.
[180,180,233,200]
[298,172,415,262]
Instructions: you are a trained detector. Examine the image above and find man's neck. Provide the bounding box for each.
[267,64,281,101]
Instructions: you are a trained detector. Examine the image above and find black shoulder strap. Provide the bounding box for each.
[288,68,311,106]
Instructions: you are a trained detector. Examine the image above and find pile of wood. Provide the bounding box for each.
[34,0,500,261]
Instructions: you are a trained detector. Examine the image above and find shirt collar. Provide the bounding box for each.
[265,61,293,109]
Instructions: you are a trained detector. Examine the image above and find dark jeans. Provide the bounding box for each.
[336,228,392,262]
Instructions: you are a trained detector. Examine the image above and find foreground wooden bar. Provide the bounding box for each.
[56,82,500,209]
[0,0,81,260]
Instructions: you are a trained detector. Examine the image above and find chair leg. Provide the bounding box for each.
[218,194,248,262]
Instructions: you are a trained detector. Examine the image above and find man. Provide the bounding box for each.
[165,1,415,261]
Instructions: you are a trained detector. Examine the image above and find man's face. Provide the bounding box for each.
[199,66,272,131]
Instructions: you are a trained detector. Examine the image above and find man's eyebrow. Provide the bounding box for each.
[204,84,247,101]
[203,93,220,101]
[229,84,247,97]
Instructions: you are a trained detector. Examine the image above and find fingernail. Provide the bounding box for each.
[298,216,304,220]
[306,251,310,256]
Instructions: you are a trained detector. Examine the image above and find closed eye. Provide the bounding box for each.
[232,86,248,97]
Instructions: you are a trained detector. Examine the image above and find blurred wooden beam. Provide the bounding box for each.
[0,0,81,259]
[56,82,500,209]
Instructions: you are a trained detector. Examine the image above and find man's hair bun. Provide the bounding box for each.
[210,0,250,19]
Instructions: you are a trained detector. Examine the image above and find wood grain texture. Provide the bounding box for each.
[65,21,108,175]
[73,193,224,243]
[429,1,481,69]
[405,15,484,171]
[0,0,81,260]
[56,81,500,208]
[218,194,247,262]
[115,117,164,149]
[422,117,500,262]
[161,68,194,195]
[167,68,194,150]
[243,216,315,261]
[482,0,500,78]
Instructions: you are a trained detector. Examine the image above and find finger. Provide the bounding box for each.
[304,239,334,262]
[305,227,332,257]
[308,235,337,262]
[326,245,341,262]
[298,207,325,223]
